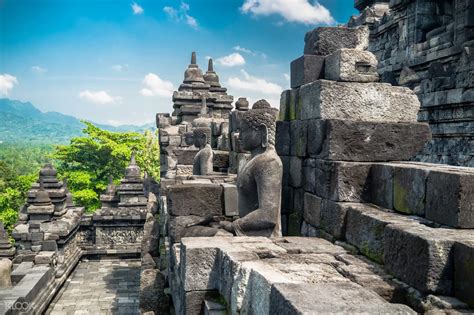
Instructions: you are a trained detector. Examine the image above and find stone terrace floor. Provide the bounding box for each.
[45,259,141,315]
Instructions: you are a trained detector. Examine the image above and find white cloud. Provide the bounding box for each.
[107,119,122,127]
[78,90,122,104]
[31,66,47,73]
[233,46,252,54]
[111,64,128,72]
[131,2,144,15]
[140,73,174,97]
[164,2,198,29]
[241,0,334,25]
[227,70,282,95]
[216,53,246,67]
[284,73,290,81]
[0,74,18,96]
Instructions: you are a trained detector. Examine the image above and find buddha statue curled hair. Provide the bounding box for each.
[241,106,276,146]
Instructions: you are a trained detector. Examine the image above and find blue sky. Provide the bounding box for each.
[0,0,357,125]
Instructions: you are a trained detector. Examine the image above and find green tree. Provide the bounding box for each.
[53,121,159,212]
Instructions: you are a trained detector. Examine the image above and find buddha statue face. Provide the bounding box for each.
[240,106,276,152]
[240,120,268,152]
[193,127,211,149]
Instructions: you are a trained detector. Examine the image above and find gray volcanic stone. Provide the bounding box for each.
[323,160,372,202]
[304,26,369,56]
[308,120,431,161]
[290,55,325,88]
[454,241,474,307]
[167,184,223,216]
[345,204,412,264]
[221,183,238,216]
[325,48,379,82]
[369,164,394,210]
[298,80,420,122]
[384,224,459,295]
[320,199,350,240]
[306,119,326,157]
[269,282,415,314]
[275,121,290,156]
[393,165,430,215]
[290,120,307,157]
[303,192,322,227]
[289,157,303,188]
[281,156,290,187]
[426,170,474,228]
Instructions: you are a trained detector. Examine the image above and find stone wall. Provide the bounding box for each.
[351,0,474,166]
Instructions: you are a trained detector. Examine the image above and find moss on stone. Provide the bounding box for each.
[393,180,410,214]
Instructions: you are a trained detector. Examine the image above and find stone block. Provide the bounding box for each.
[275,121,290,156]
[393,165,429,215]
[287,210,302,236]
[306,119,326,157]
[269,282,415,314]
[454,241,474,307]
[426,170,474,228]
[304,26,369,56]
[221,183,238,216]
[345,204,413,264]
[298,80,420,122]
[41,240,58,252]
[213,151,229,169]
[384,224,466,295]
[180,240,220,291]
[281,156,290,187]
[279,90,290,121]
[369,164,393,210]
[306,160,372,202]
[290,120,307,157]
[320,199,350,240]
[167,184,224,217]
[303,192,322,227]
[281,186,293,213]
[307,119,432,161]
[173,148,199,165]
[290,55,325,88]
[325,48,379,82]
[289,157,303,188]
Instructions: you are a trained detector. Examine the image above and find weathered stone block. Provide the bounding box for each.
[275,121,290,156]
[290,55,325,88]
[346,204,413,264]
[173,148,199,165]
[325,48,379,82]
[289,157,303,188]
[298,80,420,122]
[221,183,238,216]
[320,199,350,240]
[426,170,474,228]
[307,160,372,202]
[167,184,223,216]
[213,151,229,169]
[306,119,326,157]
[281,156,290,187]
[269,282,415,314]
[384,224,461,295]
[303,192,322,227]
[307,119,431,161]
[281,186,293,213]
[393,165,429,215]
[290,120,307,157]
[454,241,474,307]
[369,164,393,210]
[304,26,369,56]
[279,90,290,121]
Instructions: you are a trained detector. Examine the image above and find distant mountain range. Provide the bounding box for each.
[0,98,155,144]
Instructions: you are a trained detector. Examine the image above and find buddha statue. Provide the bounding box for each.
[221,100,283,237]
[192,127,213,175]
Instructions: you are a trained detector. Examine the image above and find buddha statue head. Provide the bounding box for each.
[240,100,276,152]
[183,52,206,84]
[193,127,211,149]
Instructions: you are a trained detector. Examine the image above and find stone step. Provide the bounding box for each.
[301,199,474,304]
[172,236,418,314]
